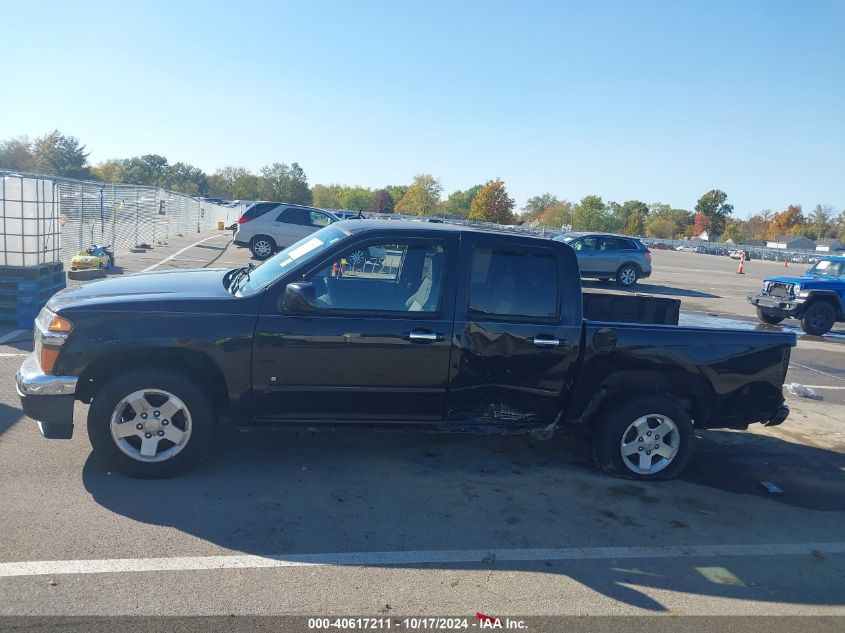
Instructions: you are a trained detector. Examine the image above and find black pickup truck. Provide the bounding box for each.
[17,220,795,480]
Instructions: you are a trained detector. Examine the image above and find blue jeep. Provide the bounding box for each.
[748,256,845,336]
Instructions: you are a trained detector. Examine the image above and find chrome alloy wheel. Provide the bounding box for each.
[110,389,192,463]
[618,267,637,285]
[619,413,679,475]
[253,239,273,258]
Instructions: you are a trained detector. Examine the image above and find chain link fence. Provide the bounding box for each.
[1,169,241,266]
[637,236,833,263]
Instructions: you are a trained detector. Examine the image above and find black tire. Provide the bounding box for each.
[593,394,693,480]
[250,235,276,260]
[616,264,639,287]
[87,368,217,478]
[800,301,836,336]
[756,308,784,325]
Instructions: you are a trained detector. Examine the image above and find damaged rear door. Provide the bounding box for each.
[445,235,582,430]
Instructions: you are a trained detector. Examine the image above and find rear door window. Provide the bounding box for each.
[469,248,559,318]
[276,207,310,225]
[599,237,635,251]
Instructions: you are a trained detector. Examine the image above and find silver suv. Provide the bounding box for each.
[233,203,340,259]
[553,232,652,286]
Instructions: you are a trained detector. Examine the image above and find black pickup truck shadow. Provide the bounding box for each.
[82,426,845,612]
[581,280,720,299]
[682,429,845,509]
[0,401,23,437]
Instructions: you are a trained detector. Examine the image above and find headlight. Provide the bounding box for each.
[34,308,72,373]
[792,283,801,295]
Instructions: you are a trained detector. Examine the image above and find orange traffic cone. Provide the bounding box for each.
[737,253,745,274]
[784,257,788,267]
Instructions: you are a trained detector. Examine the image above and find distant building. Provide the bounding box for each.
[765,235,817,250]
[814,238,845,252]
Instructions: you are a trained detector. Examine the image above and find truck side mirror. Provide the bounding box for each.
[280,282,317,313]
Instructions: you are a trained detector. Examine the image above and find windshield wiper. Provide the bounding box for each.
[226,263,255,294]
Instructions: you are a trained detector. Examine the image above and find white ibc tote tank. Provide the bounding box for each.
[1,174,61,267]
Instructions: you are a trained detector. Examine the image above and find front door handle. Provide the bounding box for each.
[409,330,439,343]
[532,336,560,347]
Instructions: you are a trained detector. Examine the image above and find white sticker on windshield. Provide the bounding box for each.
[284,237,324,264]
[816,260,832,269]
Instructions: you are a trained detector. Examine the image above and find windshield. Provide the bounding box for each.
[806,259,845,278]
[236,225,347,294]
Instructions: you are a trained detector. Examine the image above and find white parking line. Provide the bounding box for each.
[0,353,27,358]
[790,362,845,382]
[1,542,843,578]
[140,234,228,273]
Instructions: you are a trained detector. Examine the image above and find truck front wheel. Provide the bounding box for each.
[593,394,693,480]
[799,301,836,336]
[756,308,784,325]
[87,369,217,478]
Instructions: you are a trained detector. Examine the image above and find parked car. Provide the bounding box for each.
[233,203,340,259]
[18,221,794,481]
[200,196,230,205]
[729,249,751,260]
[649,242,671,250]
[748,256,845,335]
[335,211,366,220]
[553,232,652,286]
[675,245,703,253]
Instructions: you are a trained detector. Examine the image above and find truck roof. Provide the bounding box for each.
[335,218,556,243]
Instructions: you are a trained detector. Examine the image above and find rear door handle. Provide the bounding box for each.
[532,336,560,347]
[409,330,439,343]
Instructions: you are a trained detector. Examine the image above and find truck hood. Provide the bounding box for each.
[48,268,233,311]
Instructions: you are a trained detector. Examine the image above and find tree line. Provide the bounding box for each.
[2,131,843,240]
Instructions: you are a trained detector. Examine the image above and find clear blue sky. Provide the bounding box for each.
[2,0,843,216]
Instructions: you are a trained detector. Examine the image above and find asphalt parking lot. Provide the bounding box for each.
[0,231,843,617]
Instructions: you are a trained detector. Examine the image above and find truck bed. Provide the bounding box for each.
[565,320,795,430]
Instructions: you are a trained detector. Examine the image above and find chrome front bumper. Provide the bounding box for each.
[16,353,78,439]
[16,353,77,396]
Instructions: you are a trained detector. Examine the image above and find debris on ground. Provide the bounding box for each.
[786,383,822,400]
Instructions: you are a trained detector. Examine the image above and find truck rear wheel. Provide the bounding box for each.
[756,308,784,325]
[593,394,693,480]
[87,369,217,478]
[799,301,836,336]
